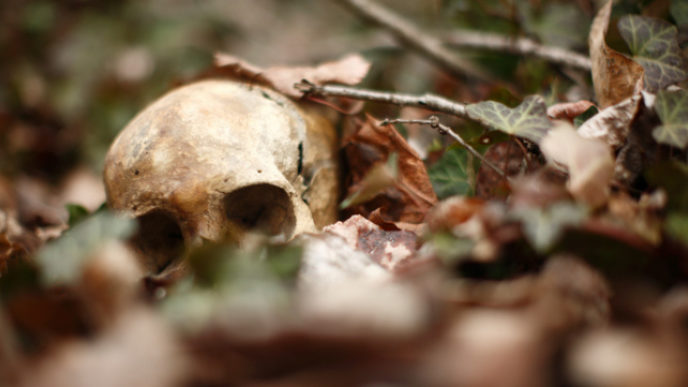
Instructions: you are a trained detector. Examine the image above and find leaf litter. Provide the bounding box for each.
[3,1,688,386]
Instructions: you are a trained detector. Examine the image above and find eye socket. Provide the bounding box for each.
[130,210,185,273]
[224,184,296,238]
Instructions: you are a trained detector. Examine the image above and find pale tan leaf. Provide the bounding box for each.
[214,53,370,97]
[541,122,615,208]
[589,0,644,108]
[577,94,641,148]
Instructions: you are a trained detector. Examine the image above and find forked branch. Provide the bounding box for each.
[381,116,506,178]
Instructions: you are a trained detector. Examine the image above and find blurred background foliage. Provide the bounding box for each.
[1,0,603,183]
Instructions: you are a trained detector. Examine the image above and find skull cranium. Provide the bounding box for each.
[103,79,339,271]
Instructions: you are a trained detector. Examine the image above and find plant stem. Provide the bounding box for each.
[381,117,506,178]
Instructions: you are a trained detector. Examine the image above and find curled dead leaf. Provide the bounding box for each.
[342,115,437,225]
[578,94,642,148]
[547,100,595,121]
[541,122,615,208]
[589,0,644,108]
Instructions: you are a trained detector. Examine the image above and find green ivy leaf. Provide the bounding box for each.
[466,95,551,143]
[428,146,474,199]
[653,89,688,148]
[618,15,687,92]
[670,1,688,28]
[426,232,474,265]
[163,242,295,332]
[511,202,587,252]
[573,105,599,127]
[645,160,688,213]
[36,211,137,286]
[65,203,90,227]
[520,2,589,49]
[666,213,688,246]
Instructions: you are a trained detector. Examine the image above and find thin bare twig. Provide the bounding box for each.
[295,80,467,118]
[381,117,506,178]
[336,0,491,81]
[444,30,591,71]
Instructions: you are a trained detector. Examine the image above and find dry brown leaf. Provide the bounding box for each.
[213,53,370,97]
[509,170,570,209]
[541,122,615,208]
[475,140,540,200]
[19,309,188,387]
[328,214,420,272]
[0,178,43,269]
[343,115,438,225]
[577,94,641,148]
[425,196,485,232]
[547,100,595,121]
[589,0,644,108]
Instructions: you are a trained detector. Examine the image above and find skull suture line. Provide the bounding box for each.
[104,79,339,271]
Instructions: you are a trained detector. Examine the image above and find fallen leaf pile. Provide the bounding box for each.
[2,1,688,386]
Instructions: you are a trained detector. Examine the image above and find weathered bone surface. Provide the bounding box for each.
[104,79,338,271]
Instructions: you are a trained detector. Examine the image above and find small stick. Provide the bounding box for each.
[443,30,591,71]
[381,116,506,178]
[296,80,468,118]
[336,0,491,81]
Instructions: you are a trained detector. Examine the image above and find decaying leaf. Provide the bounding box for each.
[618,15,687,92]
[466,95,551,143]
[578,94,641,148]
[425,196,485,232]
[509,170,570,209]
[213,53,370,97]
[652,88,688,148]
[341,153,398,209]
[343,116,437,225]
[475,140,537,200]
[589,0,644,108]
[299,218,392,289]
[428,146,474,199]
[541,122,615,208]
[324,214,420,272]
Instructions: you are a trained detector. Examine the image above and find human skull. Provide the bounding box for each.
[103,79,339,271]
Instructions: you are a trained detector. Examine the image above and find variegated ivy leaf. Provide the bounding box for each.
[428,146,474,199]
[511,202,588,252]
[618,15,687,92]
[466,95,551,143]
[670,1,688,28]
[653,89,688,148]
